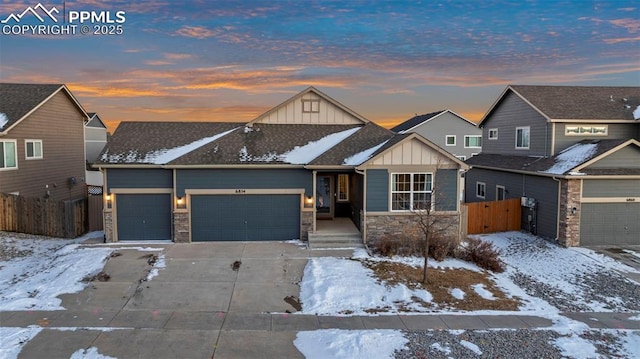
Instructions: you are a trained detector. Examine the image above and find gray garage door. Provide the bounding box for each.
[116,194,172,240]
[191,194,300,241]
[581,203,640,245]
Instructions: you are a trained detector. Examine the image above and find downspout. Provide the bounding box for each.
[552,176,561,244]
[355,167,366,243]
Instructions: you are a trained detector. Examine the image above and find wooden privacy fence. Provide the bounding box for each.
[465,198,521,234]
[0,193,89,238]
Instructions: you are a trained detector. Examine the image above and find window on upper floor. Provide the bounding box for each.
[0,140,18,170]
[565,125,608,136]
[476,182,486,199]
[302,99,320,113]
[455,155,466,161]
[464,135,482,148]
[391,173,433,211]
[25,140,43,160]
[445,135,456,146]
[488,128,498,140]
[516,126,530,149]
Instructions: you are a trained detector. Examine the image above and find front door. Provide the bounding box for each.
[316,175,333,219]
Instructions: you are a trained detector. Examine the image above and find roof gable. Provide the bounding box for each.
[480,85,640,126]
[0,83,88,133]
[574,139,640,173]
[248,86,369,126]
[86,113,107,128]
[392,109,476,133]
[363,133,467,168]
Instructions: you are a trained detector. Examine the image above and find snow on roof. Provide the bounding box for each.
[343,140,389,166]
[144,127,238,164]
[0,112,8,130]
[543,142,598,175]
[281,127,360,164]
[634,105,640,120]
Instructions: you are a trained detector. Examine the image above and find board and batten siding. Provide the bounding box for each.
[408,112,481,159]
[465,168,558,239]
[370,138,455,166]
[0,91,86,201]
[366,169,389,212]
[106,168,173,191]
[482,91,550,157]
[582,179,640,198]
[176,168,312,197]
[554,123,638,154]
[586,146,640,169]
[257,92,363,125]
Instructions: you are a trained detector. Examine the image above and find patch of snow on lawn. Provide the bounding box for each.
[450,288,465,300]
[0,241,113,311]
[0,327,43,359]
[543,142,597,175]
[0,112,8,130]
[460,339,482,355]
[281,127,360,164]
[294,329,407,359]
[619,330,640,357]
[144,128,238,164]
[552,334,598,359]
[430,342,452,354]
[343,140,388,165]
[299,257,432,315]
[70,347,116,359]
[471,284,495,300]
[629,314,640,321]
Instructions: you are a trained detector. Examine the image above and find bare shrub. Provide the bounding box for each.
[429,235,459,261]
[458,237,505,273]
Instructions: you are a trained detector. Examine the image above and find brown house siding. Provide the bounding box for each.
[0,91,86,201]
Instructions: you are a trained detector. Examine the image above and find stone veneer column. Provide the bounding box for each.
[300,211,313,241]
[558,179,582,247]
[104,211,115,242]
[173,212,190,243]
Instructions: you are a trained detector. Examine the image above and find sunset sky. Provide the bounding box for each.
[1,0,638,132]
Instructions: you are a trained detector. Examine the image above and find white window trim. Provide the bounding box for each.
[337,174,349,202]
[515,126,530,150]
[564,124,608,136]
[0,139,18,171]
[488,128,498,140]
[496,185,506,201]
[445,135,456,146]
[455,155,466,161]
[301,99,320,113]
[25,139,43,160]
[476,181,486,199]
[464,135,482,148]
[389,172,434,212]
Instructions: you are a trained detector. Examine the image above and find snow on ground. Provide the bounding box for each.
[553,334,599,359]
[0,327,43,359]
[0,238,114,311]
[70,347,117,359]
[145,253,166,281]
[293,329,408,359]
[459,339,482,355]
[450,288,465,300]
[471,283,495,300]
[543,142,598,175]
[282,127,360,164]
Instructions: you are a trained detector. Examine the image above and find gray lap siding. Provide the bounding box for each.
[465,168,558,239]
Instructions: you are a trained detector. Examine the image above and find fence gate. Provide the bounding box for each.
[87,186,104,232]
[465,198,521,234]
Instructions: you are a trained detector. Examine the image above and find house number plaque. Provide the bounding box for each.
[235,189,246,194]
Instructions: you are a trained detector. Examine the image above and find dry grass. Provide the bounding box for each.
[361,260,521,311]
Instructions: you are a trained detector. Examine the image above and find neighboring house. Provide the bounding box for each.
[391,109,482,161]
[96,86,467,244]
[0,83,88,201]
[465,85,640,247]
[85,112,108,163]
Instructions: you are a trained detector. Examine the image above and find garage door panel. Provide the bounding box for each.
[581,203,640,246]
[191,194,300,241]
[117,194,171,241]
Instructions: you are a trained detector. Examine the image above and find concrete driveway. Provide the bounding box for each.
[2,241,337,359]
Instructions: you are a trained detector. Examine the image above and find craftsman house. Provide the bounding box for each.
[466,85,640,246]
[0,83,88,201]
[96,87,467,245]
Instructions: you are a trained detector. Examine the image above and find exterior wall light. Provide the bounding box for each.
[176,196,186,209]
[305,195,314,208]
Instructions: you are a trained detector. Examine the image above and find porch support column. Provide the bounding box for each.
[312,170,317,233]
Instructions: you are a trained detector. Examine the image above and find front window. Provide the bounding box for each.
[464,135,482,148]
[25,140,43,159]
[0,140,18,169]
[391,173,432,211]
[337,174,349,202]
[516,126,530,149]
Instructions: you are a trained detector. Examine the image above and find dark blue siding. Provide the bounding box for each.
[435,169,458,211]
[465,168,558,239]
[366,169,389,211]
[107,168,172,191]
[176,169,312,196]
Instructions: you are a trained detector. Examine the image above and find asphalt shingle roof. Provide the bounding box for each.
[390,110,445,133]
[310,122,394,165]
[0,83,63,131]
[509,85,640,121]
